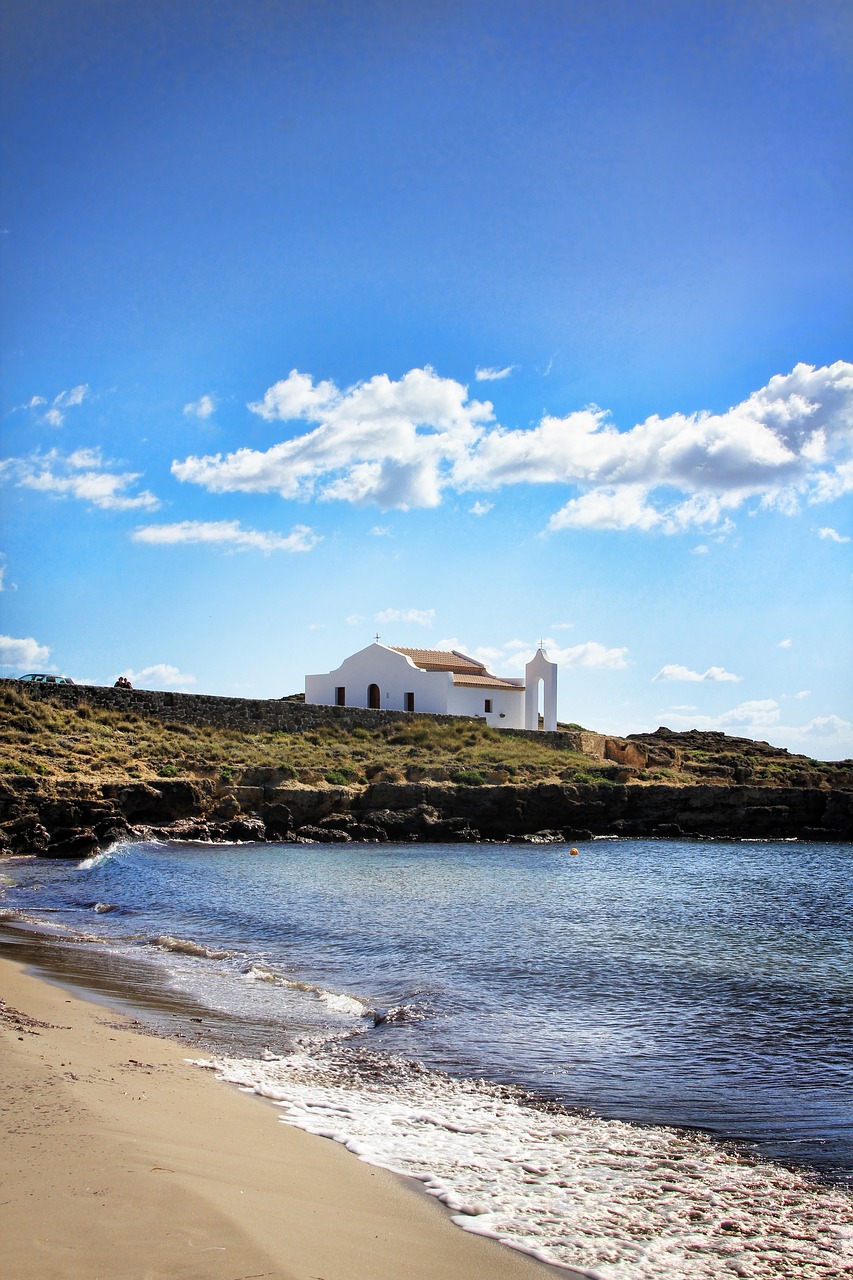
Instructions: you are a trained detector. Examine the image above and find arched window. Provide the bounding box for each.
[368,683,381,709]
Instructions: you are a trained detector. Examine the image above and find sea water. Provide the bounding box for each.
[1,836,851,1278]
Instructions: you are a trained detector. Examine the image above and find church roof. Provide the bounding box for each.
[390,647,486,674]
[451,672,524,691]
[389,646,523,691]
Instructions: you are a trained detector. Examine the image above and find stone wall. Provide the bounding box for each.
[0,679,604,754]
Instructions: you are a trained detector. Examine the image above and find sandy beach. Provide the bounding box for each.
[0,953,562,1280]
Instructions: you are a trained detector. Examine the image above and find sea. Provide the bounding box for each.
[1,835,851,1279]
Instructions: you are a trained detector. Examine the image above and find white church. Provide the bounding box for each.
[305,641,557,731]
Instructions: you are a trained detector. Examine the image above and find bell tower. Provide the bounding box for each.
[524,646,558,731]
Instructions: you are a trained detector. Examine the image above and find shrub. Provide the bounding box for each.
[157,763,181,778]
[324,767,356,786]
[451,769,486,786]
[219,764,234,783]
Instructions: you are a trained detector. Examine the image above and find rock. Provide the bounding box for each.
[213,793,241,819]
[259,803,294,839]
[226,817,267,842]
[48,827,100,859]
[604,739,649,769]
[6,817,51,854]
[156,818,214,841]
[93,814,132,845]
[295,824,352,843]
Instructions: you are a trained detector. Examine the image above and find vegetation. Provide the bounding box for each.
[0,688,603,788]
[1,686,849,792]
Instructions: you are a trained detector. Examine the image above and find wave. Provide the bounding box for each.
[242,963,374,1021]
[152,935,234,961]
[77,849,115,870]
[191,1049,853,1280]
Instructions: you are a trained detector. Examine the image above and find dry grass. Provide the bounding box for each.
[0,690,602,788]
[2,688,846,792]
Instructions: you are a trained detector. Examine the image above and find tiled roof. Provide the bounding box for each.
[389,646,523,691]
[451,672,524,691]
[390,647,486,675]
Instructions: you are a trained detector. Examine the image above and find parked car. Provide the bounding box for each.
[17,673,76,685]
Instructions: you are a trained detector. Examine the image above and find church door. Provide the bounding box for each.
[368,683,381,709]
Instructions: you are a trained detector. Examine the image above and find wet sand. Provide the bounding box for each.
[0,953,565,1280]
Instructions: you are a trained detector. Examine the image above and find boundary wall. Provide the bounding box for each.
[0,680,605,755]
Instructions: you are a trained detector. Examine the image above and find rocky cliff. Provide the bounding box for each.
[1,770,850,857]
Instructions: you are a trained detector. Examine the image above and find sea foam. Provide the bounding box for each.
[192,1049,853,1280]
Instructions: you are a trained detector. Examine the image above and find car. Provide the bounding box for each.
[17,673,76,685]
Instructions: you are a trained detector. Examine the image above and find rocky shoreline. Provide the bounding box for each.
[1,769,851,858]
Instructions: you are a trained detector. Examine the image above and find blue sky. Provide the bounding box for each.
[1,0,851,758]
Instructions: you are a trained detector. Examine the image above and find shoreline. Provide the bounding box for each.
[0,951,568,1280]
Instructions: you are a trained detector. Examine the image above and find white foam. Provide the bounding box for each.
[241,964,372,1020]
[191,1052,853,1280]
[153,934,234,961]
[77,850,112,870]
[319,989,372,1018]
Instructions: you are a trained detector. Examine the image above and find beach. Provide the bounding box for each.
[0,954,560,1280]
[2,836,852,1280]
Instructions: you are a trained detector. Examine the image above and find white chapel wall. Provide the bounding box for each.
[305,644,453,715]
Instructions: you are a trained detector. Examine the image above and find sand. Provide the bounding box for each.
[0,953,564,1280]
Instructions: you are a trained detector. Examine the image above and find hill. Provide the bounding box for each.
[1,681,851,854]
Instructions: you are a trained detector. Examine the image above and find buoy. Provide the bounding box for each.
[569,847,579,856]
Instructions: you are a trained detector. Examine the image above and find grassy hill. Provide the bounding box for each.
[2,683,850,793]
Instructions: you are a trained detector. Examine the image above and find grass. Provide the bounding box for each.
[1,686,849,792]
[0,690,606,789]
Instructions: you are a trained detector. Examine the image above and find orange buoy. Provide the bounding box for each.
[569,847,579,856]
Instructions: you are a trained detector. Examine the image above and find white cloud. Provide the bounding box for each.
[375,607,435,627]
[0,448,160,511]
[795,689,811,699]
[132,520,321,553]
[465,361,853,532]
[55,385,88,408]
[435,635,628,673]
[653,664,742,683]
[692,544,709,554]
[778,638,793,649]
[183,394,216,420]
[475,365,516,381]
[174,367,494,511]
[470,500,493,516]
[346,613,365,626]
[548,640,629,669]
[0,634,51,669]
[547,486,666,532]
[662,701,853,758]
[369,525,391,537]
[818,526,850,543]
[248,369,339,421]
[717,699,782,728]
[119,663,196,690]
[170,361,853,533]
[34,384,91,427]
